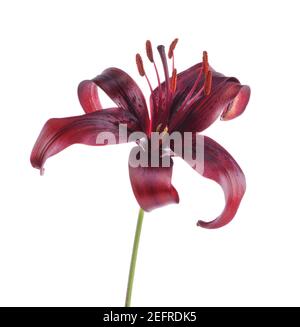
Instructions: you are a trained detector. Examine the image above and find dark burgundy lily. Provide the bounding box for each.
[31,39,250,229]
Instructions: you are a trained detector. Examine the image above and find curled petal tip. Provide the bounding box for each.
[221,85,251,121]
[177,135,246,229]
[197,219,218,229]
[78,80,102,113]
[40,167,45,176]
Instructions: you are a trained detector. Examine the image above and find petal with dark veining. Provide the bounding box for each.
[175,81,250,133]
[31,108,140,172]
[179,134,246,229]
[78,68,150,133]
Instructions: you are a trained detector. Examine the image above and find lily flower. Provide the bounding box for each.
[31,39,250,229]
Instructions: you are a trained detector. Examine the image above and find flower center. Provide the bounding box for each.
[135,39,212,131]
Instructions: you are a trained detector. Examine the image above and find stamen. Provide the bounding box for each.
[186,69,212,109]
[168,38,179,59]
[136,52,153,112]
[146,40,154,63]
[136,53,145,76]
[179,50,211,111]
[157,46,170,83]
[168,38,179,72]
[145,40,162,116]
[179,66,203,110]
[204,70,212,95]
[170,69,177,93]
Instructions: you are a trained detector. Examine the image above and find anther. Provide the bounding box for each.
[170,69,177,93]
[168,38,179,59]
[136,53,145,76]
[202,51,209,76]
[146,40,154,63]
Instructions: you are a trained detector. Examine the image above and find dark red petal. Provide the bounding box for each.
[128,148,179,211]
[151,62,249,132]
[171,63,237,112]
[30,108,140,172]
[175,81,250,133]
[78,68,150,133]
[181,135,246,229]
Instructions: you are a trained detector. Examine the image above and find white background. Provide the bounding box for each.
[1,0,299,307]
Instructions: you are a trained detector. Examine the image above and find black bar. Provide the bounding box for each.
[0,307,298,326]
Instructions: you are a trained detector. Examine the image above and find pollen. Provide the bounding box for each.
[159,126,169,138]
[168,38,179,59]
[146,40,154,63]
[136,53,145,77]
[156,123,162,132]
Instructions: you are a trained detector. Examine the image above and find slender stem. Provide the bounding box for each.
[125,208,144,307]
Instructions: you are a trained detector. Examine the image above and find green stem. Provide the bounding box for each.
[125,208,144,307]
